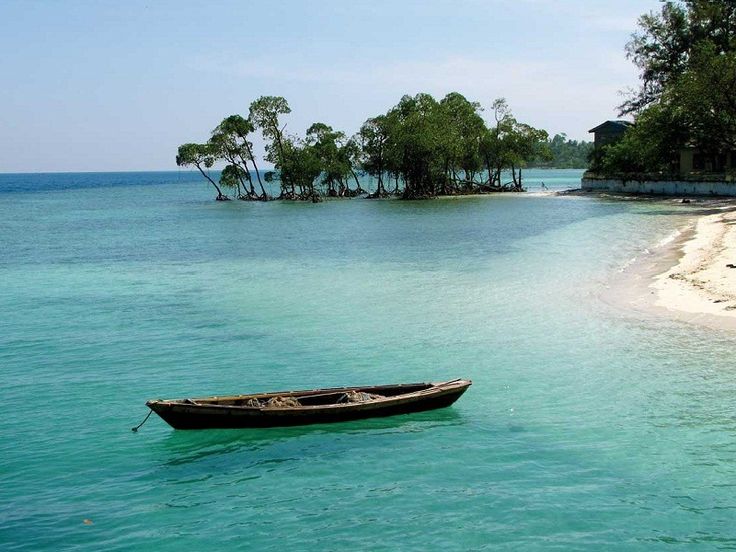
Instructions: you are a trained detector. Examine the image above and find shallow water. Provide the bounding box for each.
[1,170,735,550]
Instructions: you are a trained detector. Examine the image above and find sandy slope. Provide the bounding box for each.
[652,210,736,321]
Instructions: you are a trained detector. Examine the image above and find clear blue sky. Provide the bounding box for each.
[0,0,660,173]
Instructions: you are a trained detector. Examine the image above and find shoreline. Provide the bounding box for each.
[603,200,736,332]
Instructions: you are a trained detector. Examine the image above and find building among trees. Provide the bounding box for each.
[588,121,633,149]
[583,1,736,196]
[588,120,736,177]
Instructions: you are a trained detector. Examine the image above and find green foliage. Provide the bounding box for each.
[249,96,293,197]
[176,143,215,169]
[622,0,736,114]
[358,116,391,196]
[668,43,736,154]
[382,93,447,198]
[219,164,248,190]
[501,123,549,170]
[178,92,552,201]
[176,143,228,200]
[593,104,688,174]
[248,96,291,139]
[599,0,736,176]
[532,134,592,168]
[249,97,290,167]
[438,92,486,185]
[357,93,547,198]
[209,115,259,199]
[278,138,322,199]
[306,122,354,196]
[475,98,549,189]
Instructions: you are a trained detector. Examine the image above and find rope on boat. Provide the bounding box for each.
[337,391,384,403]
[131,410,153,432]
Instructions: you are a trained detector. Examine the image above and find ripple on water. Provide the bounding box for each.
[3,175,736,550]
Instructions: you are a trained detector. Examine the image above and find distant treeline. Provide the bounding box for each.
[177,93,568,201]
[531,134,592,169]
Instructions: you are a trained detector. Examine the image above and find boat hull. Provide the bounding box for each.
[146,380,471,430]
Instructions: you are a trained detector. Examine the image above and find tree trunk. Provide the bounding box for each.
[242,142,268,200]
[196,164,228,200]
[376,161,386,196]
[234,164,249,199]
[269,117,291,196]
[350,169,366,194]
[241,163,256,197]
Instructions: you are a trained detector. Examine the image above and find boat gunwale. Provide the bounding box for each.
[147,379,471,413]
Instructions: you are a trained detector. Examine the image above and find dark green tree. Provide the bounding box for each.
[533,134,592,168]
[342,137,368,196]
[180,91,557,201]
[438,92,486,191]
[599,0,736,175]
[249,96,293,198]
[306,122,355,197]
[622,0,736,114]
[219,164,250,197]
[210,115,268,200]
[359,116,392,198]
[384,93,446,199]
[669,43,736,156]
[502,122,549,189]
[279,137,322,201]
[176,143,229,201]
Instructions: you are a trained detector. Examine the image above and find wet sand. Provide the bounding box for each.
[603,199,736,331]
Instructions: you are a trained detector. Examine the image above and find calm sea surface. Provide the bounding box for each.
[1,170,735,550]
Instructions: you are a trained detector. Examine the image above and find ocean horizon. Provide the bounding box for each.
[0,168,583,195]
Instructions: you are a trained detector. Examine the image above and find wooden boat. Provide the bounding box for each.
[146,379,472,429]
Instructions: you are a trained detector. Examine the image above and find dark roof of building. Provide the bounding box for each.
[588,120,634,133]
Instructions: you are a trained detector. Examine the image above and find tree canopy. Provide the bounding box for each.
[176,143,228,201]
[597,0,736,175]
[531,134,592,169]
[178,92,550,201]
[622,0,736,115]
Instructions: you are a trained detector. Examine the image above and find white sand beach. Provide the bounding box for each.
[652,209,736,327]
[599,198,736,331]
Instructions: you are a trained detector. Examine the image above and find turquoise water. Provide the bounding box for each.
[1,169,735,550]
